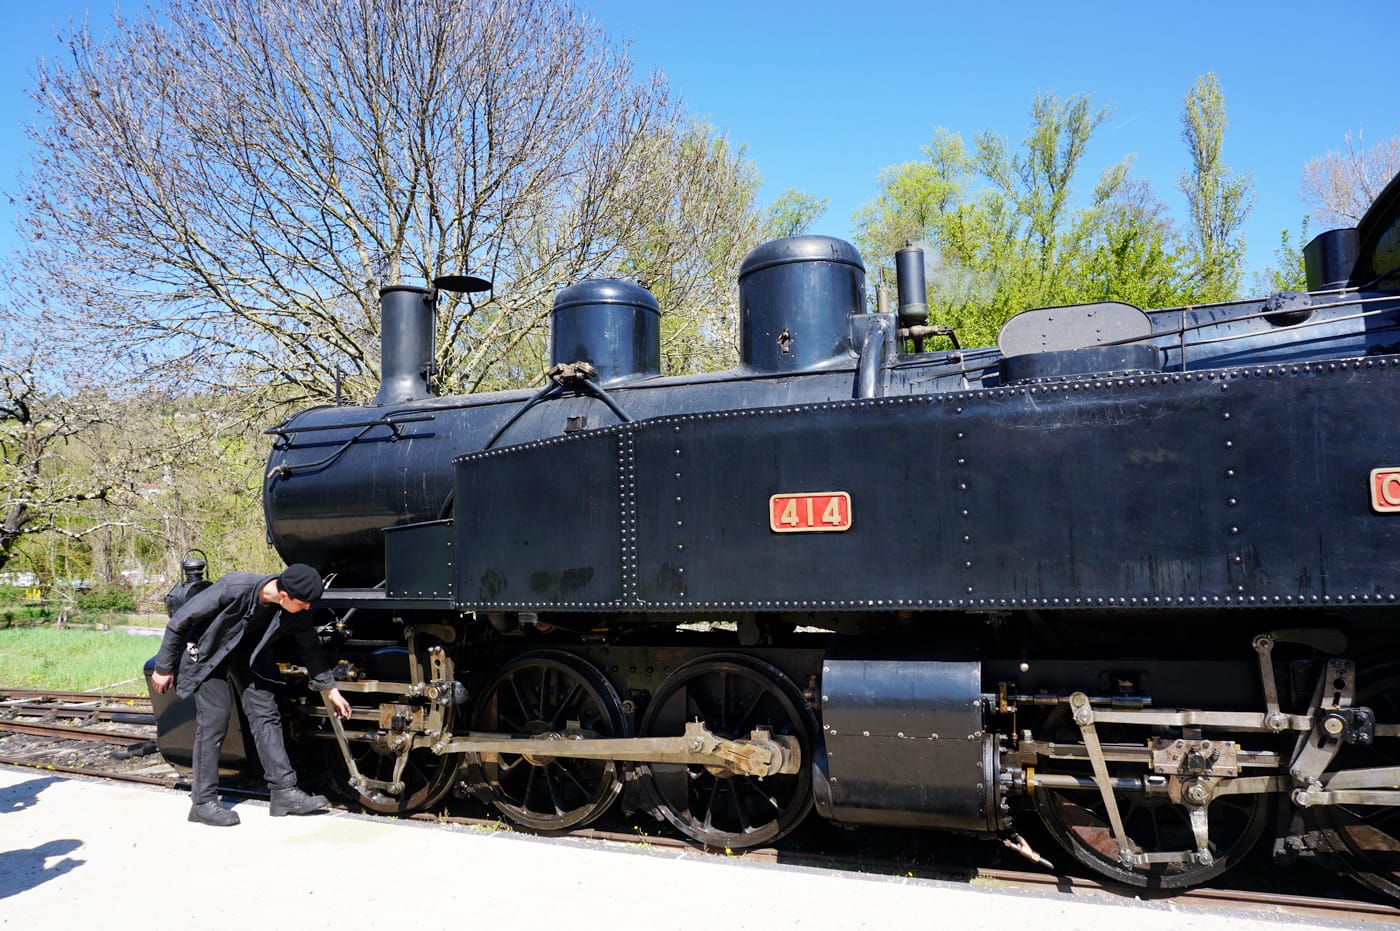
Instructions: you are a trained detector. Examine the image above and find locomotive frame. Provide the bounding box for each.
[151,172,1400,899]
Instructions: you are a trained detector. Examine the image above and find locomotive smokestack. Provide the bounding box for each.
[373,285,436,406]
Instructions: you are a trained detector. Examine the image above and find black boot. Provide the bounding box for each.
[269,786,330,816]
[188,802,240,826]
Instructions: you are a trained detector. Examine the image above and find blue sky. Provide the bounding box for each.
[1,1,1396,286]
[587,0,1399,281]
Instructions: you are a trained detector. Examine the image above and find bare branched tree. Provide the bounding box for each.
[610,122,765,374]
[0,309,294,583]
[1300,128,1400,228]
[0,332,156,573]
[21,0,768,404]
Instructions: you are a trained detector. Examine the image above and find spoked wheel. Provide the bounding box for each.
[637,654,815,849]
[318,648,462,815]
[1032,711,1271,889]
[1309,666,1400,900]
[469,650,627,832]
[322,731,462,815]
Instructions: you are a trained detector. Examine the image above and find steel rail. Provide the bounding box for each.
[0,719,153,745]
[0,688,147,703]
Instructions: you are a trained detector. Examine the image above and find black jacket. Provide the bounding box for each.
[154,572,336,700]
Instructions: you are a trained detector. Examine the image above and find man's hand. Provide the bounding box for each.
[325,687,352,720]
[151,670,174,694]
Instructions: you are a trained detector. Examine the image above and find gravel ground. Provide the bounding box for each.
[0,731,171,779]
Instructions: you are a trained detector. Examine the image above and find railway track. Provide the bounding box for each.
[0,687,171,783]
[0,689,154,724]
[2,687,1395,923]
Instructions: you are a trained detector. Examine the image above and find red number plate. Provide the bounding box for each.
[1372,468,1400,512]
[769,492,852,533]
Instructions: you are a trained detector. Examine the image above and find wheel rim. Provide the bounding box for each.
[322,735,461,815]
[1032,711,1270,889]
[638,654,815,849]
[316,647,461,815]
[470,650,626,831]
[1311,667,1400,900]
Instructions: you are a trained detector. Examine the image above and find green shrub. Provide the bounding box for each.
[0,605,49,628]
[76,585,138,614]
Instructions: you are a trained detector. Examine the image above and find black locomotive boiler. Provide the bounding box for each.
[151,172,1400,899]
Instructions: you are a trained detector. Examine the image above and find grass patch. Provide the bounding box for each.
[0,626,161,692]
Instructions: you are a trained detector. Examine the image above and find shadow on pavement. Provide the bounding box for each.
[0,838,85,899]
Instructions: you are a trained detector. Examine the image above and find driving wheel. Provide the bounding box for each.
[469,650,627,831]
[637,653,815,849]
[1307,665,1400,900]
[1032,709,1271,889]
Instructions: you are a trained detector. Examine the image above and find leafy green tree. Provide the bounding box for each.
[1178,73,1255,301]
[854,79,1256,350]
[854,93,1199,348]
[1255,219,1311,294]
[764,188,829,239]
[1066,173,1195,309]
[852,129,970,286]
[976,93,1109,300]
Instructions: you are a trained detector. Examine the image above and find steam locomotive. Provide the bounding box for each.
[151,171,1400,900]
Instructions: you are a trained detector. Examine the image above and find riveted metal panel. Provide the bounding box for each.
[1218,359,1400,605]
[446,357,1400,613]
[954,374,1231,602]
[628,361,1400,610]
[453,430,628,609]
[384,519,454,600]
[631,400,950,607]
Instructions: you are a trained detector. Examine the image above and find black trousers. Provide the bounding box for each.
[191,661,297,804]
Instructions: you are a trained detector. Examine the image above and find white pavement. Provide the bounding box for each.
[0,765,1375,930]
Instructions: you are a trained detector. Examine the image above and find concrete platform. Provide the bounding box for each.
[0,764,1370,929]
